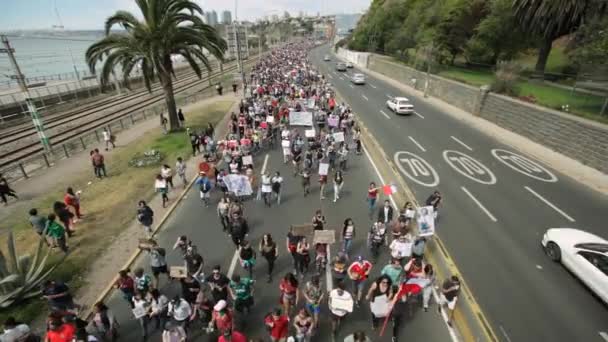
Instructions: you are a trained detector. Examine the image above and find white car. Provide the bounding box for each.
[541,228,608,304]
[386,97,414,115]
[351,73,365,85]
[346,62,354,68]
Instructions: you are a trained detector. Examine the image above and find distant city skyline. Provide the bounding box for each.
[0,0,370,31]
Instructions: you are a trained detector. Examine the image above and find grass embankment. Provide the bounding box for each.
[0,100,234,323]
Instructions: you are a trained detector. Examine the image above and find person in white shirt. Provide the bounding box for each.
[271,172,284,205]
[168,296,192,328]
[155,174,169,208]
[102,128,115,151]
[0,317,31,342]
[261,172,273,207]
[132,291,150,339]
[389,234,413,264]
[162,321,187,342]
[161,165,174,189]
[175,157,187,187]
[328,282,353,338]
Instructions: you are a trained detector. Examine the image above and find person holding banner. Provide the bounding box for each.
[328,282,353,338]
[271,172,283,205]
[261,172,273,207]
[333,170,345,203]
[365,275,394,330]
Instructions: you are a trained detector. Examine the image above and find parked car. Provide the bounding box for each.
[324,55,331,61]
[346,62,354,68]
[386,96,414,115]
[336,63,347,72]
[541,228,608,304]
[351,73,366,85]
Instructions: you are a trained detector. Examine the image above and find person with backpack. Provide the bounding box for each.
[228,212,249,248]
[136,200,154,237]
[189,131,200,156]
[196,172,212,207]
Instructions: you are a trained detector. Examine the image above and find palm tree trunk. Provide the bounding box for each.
[535,36,553,75]
[158,71,179,131]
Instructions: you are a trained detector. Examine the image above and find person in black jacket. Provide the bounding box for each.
[137,200,154,237]
[53,201,74,237]
[377,200,394,224]
[228,212,249,247]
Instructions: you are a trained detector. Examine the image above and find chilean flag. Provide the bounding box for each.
[398,277,431,297]
[383,184,398,196]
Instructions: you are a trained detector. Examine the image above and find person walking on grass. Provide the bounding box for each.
[176,157,187,188]
[102,128,115,151]
[63,187,82,221]
[28,208,48,240]
[0,173,18,206]
[161,165,174,189]
[91,149,107,178]
[177,109,185,128]
[155,174,169,208]
[160,114,168,135]
[46,214,68,253]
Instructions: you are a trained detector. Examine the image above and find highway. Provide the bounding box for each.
[310,45,608,342]
[103,133,452,341]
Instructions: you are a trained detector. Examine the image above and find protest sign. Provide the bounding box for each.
[318,162,329,176]
[307,98,315,109]
[417,206,436,236]
[266,116,275,123]
[332,132,345,142]
[242,155,253,165]
[281,140,291,148]
[170,266,187,279]
[132,306,148,319]
[330,296,354,313]
[224,174,253,196]
[289,111,314,126]
[292,224,314,238]
[313,230,336,244]
[327,116,339,127]
[305,129,316,138]
[138,238,156,250]
[370,295,391,318]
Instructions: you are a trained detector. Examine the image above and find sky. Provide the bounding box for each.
[0,0,371,31]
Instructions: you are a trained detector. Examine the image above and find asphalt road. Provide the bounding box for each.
[103,128,452,341]
[310,46,608,342]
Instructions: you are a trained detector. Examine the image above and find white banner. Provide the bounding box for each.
[224,174,253,196]
[307,98,315,109]
[242,155,253,165]
[305,129,316,138]
[289,111,314,126]
[417,205,436,236]
[332,132,345,142]
[370,295,391,318]
[318,162,329,176]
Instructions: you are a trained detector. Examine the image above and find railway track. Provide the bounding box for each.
[0,58,234,146]
[0,62,244,169]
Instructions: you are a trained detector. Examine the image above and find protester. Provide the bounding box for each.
[229,274,255,314]
[102,128,115,151]
[45,214,68,253]
[63,187,82,221]
[136,200,154,237]
[0,317,33,342]
[341,218,355,255]
[328,282,353,338]
[218,329,247,342]
[206,265,230,303]
[209,300,233,336]
[278,273,300,315]
[0,173,18,205]
[303,275,324,329]
[161,321,187,342]
[114,270,135,308]
[347,256,372,306]
[91,149,107,178]
[366,182,378,219]
[333,170,344,202]
[438,275,461,326]
[90,301,118,341]
[365,275,394,330]
[168,295,192,330]
[139,239,168,288]
[196,172,212,207]
[28,208,48,240]
[161,165,174,189]
[271,171,283,205]
[293,308,313,342]
[154,174,169,208]
[53,201,74,236]
[264,308,289,342]
[259,233,278,282]
[147,288,169,331]
[175,157,187,187]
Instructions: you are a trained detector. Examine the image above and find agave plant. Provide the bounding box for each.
[0,230,67,308]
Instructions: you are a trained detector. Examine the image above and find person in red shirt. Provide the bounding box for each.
[218,329,247,342]
[367,182,379,219]
[63,187,82,220]
[114,270,135,308]
[347,256,373,305]
[264,308,289,342]
[45,318,75,342]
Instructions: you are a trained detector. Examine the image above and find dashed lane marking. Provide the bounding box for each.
[362,95,369,101]
[413,111,425,119]
[461,186,498,222]
[369,83,377,89]
[524,186,575,222]
[451,136,473,151]
[349,84,354,88]
[379,110,391,119]
[599,332,608,342]
[408,136,426,152]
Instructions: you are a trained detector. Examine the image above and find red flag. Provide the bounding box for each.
[382,184,398,196]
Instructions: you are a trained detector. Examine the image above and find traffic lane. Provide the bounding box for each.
[103,138,450,341]
[311,48,608,341]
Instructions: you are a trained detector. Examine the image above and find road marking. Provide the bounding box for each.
[413,111,425,119]
[536,264,543,270]
[450,136,473,151]
[327,73,333,79]
[379,110,391,119]
[408,136,426,152]
[524,186,576,222]
[500,326,514,342]
[362,95,369,101]
[599,332,608,342]
[365,148,457,341]
[492,149,557,182]
[461,186,498,222]
[349,84,354,88]
[386,94,392,99]
[339,76,345,81]
[443,150,497,185]
[394,151,440,187]
[325,245,333,292]
[227,247,240,278]
[369,83,377,89]
[261,154,269,174]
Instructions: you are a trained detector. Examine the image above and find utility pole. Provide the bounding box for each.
[1,35,51,152]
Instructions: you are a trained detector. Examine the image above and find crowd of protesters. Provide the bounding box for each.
[0,40,458,342]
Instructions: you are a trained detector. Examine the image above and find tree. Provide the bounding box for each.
[513,0,607,75]
[569,15,608,66]
[86,0,227,131]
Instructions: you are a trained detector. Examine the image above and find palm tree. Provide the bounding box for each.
[513,0,607,75]
[86,0,227,131]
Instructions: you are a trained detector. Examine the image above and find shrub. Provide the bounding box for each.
[491,61,522,96]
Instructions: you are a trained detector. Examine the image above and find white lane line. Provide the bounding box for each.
[362,143,459,342]
[408,136,426,152]
[325,245,333,292]
[379,110,391,119]
[327,73,333,79]
[349,84,354,88]
[450,136,473,151]
[338,76,345,81]
[369,83,377,89]
[524,186,576,222]
[413,111,425,119]
[227,248,240,278]
[599,332,608,342]
[461,186,498,222]
[500,326,514,342]
[386,94,392,99]
[362,95,369,101]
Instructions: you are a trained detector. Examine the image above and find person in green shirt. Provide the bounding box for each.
[229,274,254,314]
[381,258,403,285]
[46,214,68,253]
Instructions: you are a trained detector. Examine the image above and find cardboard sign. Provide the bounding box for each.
[242,155,253,165]
[370,295,391,317]
[266,116,275,123]
[224,174,253,196]
[332,132,345,142]
[289,111,314,126]
[170,266,187,279]
[327,116,339,127]
[281,140,291,148]
[318,162,329,176]
[132,306,148,319]
[417,206,436,237]
[330,295,354,313]
[138,238,156,249]
[305,129,316,138]
[307,98,315,109]
[291,224,314,238]
[313,229,336,244]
